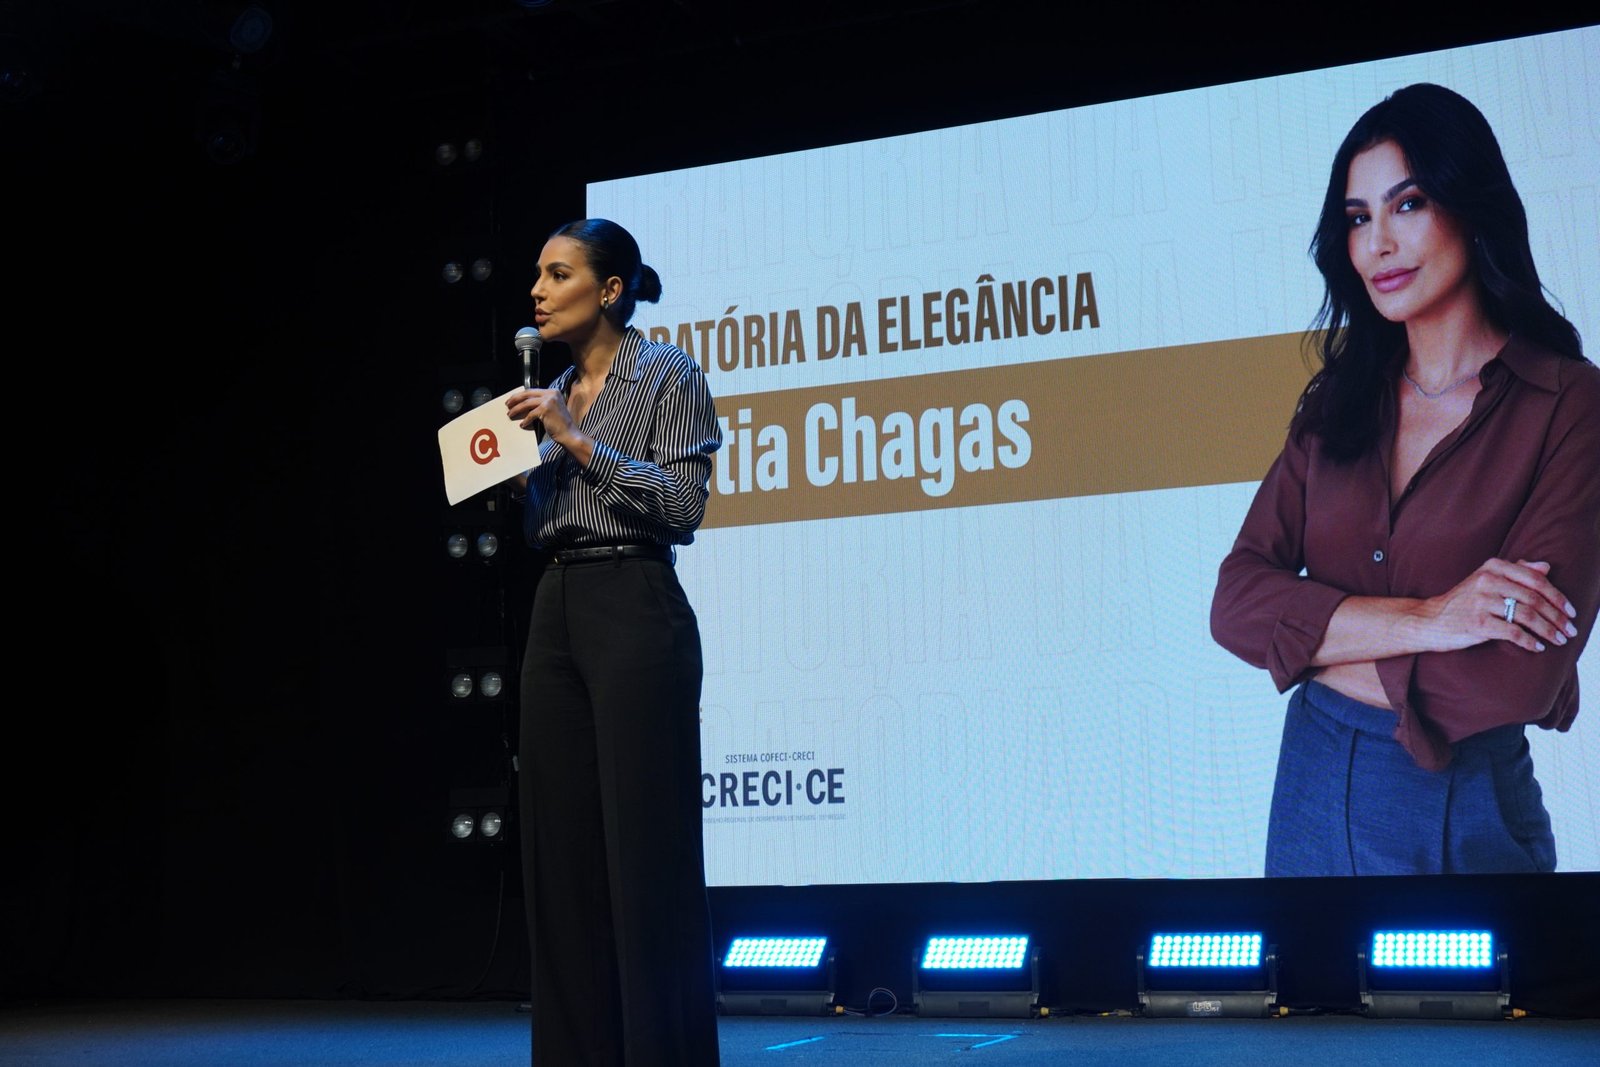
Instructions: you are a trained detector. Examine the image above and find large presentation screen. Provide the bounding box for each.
[590,27,1598,885]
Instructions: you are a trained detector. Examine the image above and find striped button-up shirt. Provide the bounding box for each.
[524,328,722,548]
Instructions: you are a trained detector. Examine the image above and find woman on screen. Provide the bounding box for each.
[1210,84,1599,876]
[505,218,722,1063]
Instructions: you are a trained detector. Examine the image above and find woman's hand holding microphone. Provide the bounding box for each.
[505,389,595,467]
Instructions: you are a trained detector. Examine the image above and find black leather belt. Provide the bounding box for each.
[549,544,676,566]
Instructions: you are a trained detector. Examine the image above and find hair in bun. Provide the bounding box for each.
[549,218,661,325]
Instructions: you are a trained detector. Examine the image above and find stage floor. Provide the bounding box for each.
[2,999,1596,1065]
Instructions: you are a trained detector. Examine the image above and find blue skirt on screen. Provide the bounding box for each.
[1264,680,1557,877]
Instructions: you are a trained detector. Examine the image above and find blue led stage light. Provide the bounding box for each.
[1370,931,1494,969]
[1137,931,1278,1018]
[1360,929,1508,1019]
[724,937,829,969]
[1148,933,1263,969]
[716,936,836,1015]
[920,936,1030,970]
[913,935,1039,1018]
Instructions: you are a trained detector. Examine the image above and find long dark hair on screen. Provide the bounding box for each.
[1292,83,1583,461]
[550,217,662,327]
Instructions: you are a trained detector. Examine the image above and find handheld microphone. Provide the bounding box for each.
[514,326,543,389]
[514,326,546,440]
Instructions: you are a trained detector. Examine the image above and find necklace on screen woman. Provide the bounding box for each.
[1402,366,1480,399]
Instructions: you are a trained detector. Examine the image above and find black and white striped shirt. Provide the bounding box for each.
[524,328,722,548]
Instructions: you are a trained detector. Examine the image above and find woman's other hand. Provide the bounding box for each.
[1416,558,1579,653]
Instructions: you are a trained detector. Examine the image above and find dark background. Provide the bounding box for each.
[6,0,1596,1013]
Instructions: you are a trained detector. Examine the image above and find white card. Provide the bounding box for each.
[437,388,543,505]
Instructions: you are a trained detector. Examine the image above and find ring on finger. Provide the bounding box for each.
[1503,596,1518,624]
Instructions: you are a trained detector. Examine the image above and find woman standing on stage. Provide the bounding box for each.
[506,218,722,1064]
[1210,84,1599,876]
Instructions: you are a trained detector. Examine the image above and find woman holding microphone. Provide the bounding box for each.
[507,218,722,1064]
[1211,84,1599,877]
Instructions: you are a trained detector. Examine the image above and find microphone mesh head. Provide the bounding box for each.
[514,326,543,352]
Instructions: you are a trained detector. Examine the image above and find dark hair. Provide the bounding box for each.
[549,218,662,326]
[1294,83,1584,460]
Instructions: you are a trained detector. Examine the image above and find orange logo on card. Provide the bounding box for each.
[470,428,500,465]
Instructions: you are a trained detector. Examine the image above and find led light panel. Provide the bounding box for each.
[723,936,828,969]
[1371,931,1494,969]
[920,936,1029,970]
[1148,933,1263,968]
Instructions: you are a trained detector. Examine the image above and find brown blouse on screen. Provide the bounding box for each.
[1211,335,1600,771]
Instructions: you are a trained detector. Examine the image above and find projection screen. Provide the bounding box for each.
[588,26,1599,885]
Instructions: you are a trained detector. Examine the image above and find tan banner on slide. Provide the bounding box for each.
[702,332,1313,529]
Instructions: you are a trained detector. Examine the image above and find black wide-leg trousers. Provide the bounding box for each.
[518,556,720,1066]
